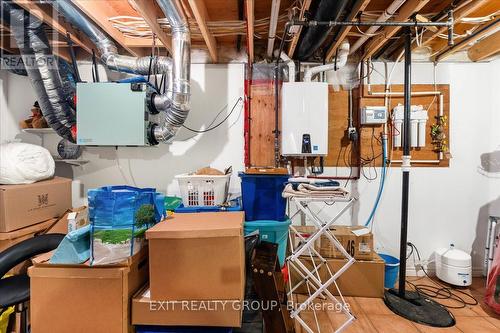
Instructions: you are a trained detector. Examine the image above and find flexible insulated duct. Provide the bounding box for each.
[52,0,172,76]
[295,0,350,61]
[150,0,191,143]
[1,2,76,142]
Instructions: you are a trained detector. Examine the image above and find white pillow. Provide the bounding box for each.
[0,142,55,184]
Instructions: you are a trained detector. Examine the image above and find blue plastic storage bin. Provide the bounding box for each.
[244,219,291,266]
[239,172,289,221]
[136,326,232,333]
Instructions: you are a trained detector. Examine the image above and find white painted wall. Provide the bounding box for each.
[1,60,499,275]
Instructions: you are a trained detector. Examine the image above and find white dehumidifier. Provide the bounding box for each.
[435,246,472,286]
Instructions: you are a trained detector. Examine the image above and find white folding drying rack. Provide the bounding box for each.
[286,195,357,333]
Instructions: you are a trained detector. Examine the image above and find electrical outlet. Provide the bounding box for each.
[415,263,423,272]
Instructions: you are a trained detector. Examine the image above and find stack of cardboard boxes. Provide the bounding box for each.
[27,211,246,332]
[292,225,385,298]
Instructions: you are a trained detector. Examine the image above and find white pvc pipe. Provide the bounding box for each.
[304,42,349,82]
[349,0,406,55]
[267,0,281,58]
[278,51,295,82]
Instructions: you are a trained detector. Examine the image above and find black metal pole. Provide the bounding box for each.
[398,27,412,297]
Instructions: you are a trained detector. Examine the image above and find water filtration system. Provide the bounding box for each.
[435,246,472,286]
[392,104,429,148]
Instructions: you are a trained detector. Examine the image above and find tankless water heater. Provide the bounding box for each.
[281,82,329,156]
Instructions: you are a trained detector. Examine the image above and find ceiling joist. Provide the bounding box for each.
[468,30,500,61]
[415,0,488,51]
[71,0,140,56]
[245,0,254,63]
[188,0,218,63]
[325,0,371,61]
[129,0,172,53]
[362,0,431,59]
[287,0,312,58]
[434,17,500,61]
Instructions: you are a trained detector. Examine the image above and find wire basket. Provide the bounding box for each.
[175,173,231,207]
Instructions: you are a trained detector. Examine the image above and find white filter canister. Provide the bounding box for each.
[393,119,403,148]
[411,119,419,147]
[418,120,427,147]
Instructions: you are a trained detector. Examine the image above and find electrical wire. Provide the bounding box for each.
[182,97,243,133]
[405,242,478,309]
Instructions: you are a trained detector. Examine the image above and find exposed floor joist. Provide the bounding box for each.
[414,0,487,51]
[129,0,172,53]
[434,17,500,61]
[245,0,254,63]
[188,0,218,62]
[72,0,140,56]
[287,0,312,58]
[12,0,93,56]
[325,0,371,61]
[362,0,431,59]
[468,30,500,61]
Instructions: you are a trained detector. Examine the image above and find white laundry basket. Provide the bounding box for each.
[175,173,231,207]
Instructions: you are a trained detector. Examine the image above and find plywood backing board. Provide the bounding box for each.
[249,81,280,167]
[324,87,360,168]
[358,84,450,167]
[248,83,450,168]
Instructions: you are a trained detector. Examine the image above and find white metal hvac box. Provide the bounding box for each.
[281,82,329,156]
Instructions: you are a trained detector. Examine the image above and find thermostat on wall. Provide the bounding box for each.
[361,106,388,125]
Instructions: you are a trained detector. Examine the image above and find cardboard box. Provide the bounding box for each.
[146,212,245,301]
[291,254,385,298]
[320,226,374,260]
[28,248,148,333]
[132,285,242,327]
[44,206,88,234]
[0,218,57,274]
[0,177,72,232]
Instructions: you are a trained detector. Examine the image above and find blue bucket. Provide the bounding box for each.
[378,253,400,289]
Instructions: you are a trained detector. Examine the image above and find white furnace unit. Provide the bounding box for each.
[281,82,329,156]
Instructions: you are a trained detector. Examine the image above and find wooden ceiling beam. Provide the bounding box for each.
[129,0,172,52]
[325,0,371,61]
[12,0,93,55]
[416,0,487,51]
[434,17,500,61]
[245,0,254,63]
[188,0,218,62]
[287,0,312,58]
[468,30,500,61]
[71,0,140,56]
[362,0,431,59]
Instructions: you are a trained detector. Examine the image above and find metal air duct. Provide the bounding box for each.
[1,2,76,142]
[150,0,191,143]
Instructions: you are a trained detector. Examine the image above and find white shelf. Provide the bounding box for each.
[22,128,55,135]
[52,158,89,166]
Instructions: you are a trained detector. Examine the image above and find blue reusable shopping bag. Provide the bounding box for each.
[89,186,165,265]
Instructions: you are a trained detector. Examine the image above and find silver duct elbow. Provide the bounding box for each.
[53,0,172,76]
[152,0,191,143]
